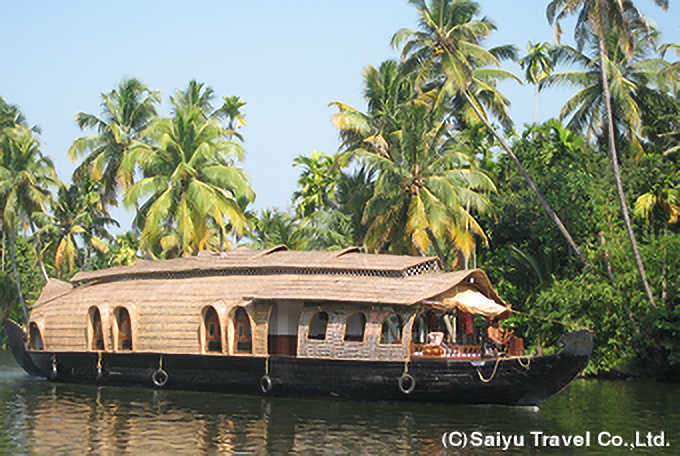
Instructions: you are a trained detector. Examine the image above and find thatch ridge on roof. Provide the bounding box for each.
[70,248,442,285]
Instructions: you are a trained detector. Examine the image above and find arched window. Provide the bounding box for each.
[29,322,43,350]
[204,307,222,353]
[307,311,329,341]
[91,308,104,350]
[344,312,366,342]
[380,313,404,345]
[234,307,252,354]
[117,307,132,351]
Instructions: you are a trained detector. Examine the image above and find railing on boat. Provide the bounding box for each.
[410,344,484,359]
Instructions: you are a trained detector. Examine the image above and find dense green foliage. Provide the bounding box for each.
[1,0,678,378]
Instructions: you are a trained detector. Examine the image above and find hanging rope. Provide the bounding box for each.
[509,309,590,331]
[476,357,502,383]
[516,356,531,368]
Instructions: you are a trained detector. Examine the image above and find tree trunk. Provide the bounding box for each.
[9,225,29,324]
[462,90,588,266]
[30,221,49,282]
[597,36,657,309]
[533,83,539,124]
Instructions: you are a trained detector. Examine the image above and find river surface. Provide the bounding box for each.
[0,350,677,455]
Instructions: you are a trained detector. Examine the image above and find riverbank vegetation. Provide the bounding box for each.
[1,0,678,380]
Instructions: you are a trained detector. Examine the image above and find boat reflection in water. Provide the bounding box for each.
[1,356,679,455]
[0,372,544,454]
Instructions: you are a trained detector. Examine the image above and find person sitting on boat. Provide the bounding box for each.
[424,331,446,357]
[460,310,475,344]
[487,317,509,353]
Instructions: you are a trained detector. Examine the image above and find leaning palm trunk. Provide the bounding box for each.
[597,37,657,309]
[9,226,29,324]
[30,222,49,282]
[462,91,588,266]
[425,227,449,272]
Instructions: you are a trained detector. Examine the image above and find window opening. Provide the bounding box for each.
[307,311,329,341]
[29,322,43,350]
[234,307,252,354]
[204,307,222,353]
[344,312,366,342]
[117,307,132,351]
[92,308,104,350]
[380,313,404,345]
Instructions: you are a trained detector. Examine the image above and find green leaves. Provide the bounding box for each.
[122,81,254,257]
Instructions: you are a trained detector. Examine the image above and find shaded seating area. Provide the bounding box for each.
[410,287,523,359]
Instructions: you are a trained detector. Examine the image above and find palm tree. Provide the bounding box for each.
[331,60,414,162]
[292,151,343,217]
[634,176,680,226]
[359,99,495,265]
[38,178,117,274]
[122,82,254,257]
[68,78,160,206]
[547,0,669,309]
[332,58,496,263]
[0,97,28,132]
[0,126,59,322]
[214,96,248,134]
[245,209,310,250]
[541,30,668,157]
[108,231,141,267]
[393,0,588,265]
[519,41,556,123]
[659,43,679,97]
[0,98,33,272]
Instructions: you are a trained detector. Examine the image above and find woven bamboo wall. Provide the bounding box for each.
[29,250,504,360]
[297,303,415,362]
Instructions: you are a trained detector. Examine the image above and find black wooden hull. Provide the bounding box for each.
[24,350,588,406]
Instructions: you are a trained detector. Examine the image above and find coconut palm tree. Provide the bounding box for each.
[519,41,556,122]
[541,29,669,157]
[38,177,117,274]
[122,82,254,257]
[331,60,415,162]
[245,209,310,250]
[393,0,588,265]
[68,78,160,206]
[292,151,343,217]
[0,126,59,322]
[214,95,248,134]
[360,99,495,265]
[634,176,680,226]
[332,58,496,263]
[547,0,669,309]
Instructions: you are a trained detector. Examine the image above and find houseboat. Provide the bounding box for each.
[6,246,592,405]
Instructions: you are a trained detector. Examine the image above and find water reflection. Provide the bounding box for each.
[1,350,677,454]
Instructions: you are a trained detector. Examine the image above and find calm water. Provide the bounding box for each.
[0,350,677,455]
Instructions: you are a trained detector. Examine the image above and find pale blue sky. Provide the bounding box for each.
[2,1,678,231]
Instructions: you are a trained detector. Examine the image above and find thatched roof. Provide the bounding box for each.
[30,248,507,355]
[64,247,505,308]
[70,246,443,285]
[243,269,504,307]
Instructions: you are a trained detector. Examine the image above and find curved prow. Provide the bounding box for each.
[4,319,44,377]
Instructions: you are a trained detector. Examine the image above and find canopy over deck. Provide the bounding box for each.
[438,289,511,319]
